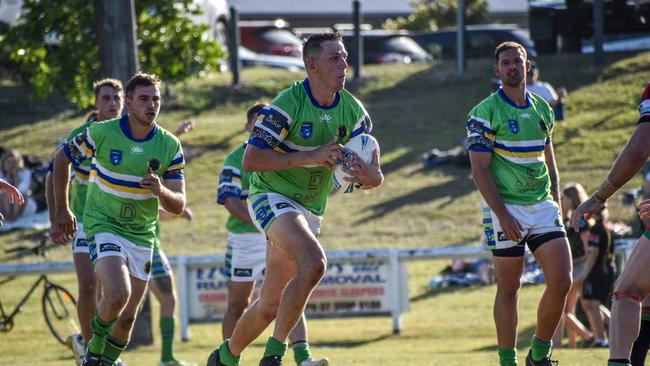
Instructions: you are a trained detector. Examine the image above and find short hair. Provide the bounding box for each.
[246,103,267,122]
[495,41,527,62]
[302,32,343,62]
[93,78,123,98]
[125,72,161,98]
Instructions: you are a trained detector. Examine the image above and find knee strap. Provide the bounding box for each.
[612,291,643,303]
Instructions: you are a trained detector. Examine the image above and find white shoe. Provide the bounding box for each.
[300,358,329,366]
[70,333,85,366]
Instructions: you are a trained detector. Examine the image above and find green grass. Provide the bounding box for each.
[1,51,649,364]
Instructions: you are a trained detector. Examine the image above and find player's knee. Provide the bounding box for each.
[104,288,130,310]
[298,256,327,285]
[115,314,137,332]
[227,298,250,315]
[496,278,521,298]
[258,301,280,323]
[548,273,572,296]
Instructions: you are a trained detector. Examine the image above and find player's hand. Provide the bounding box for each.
[140,167,164,196]
[175,120,195,136]
[50,222,68,245]
[497,211,523,242]
[640,199,650,230]
[54,208,77,242]
[0,179,24,206]
[310,137,343,170]
[343,149,383,189]
[180,207,193,221]
[570,196,604,231]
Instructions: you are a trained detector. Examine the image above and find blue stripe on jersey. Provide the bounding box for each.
[75,165,90,176]
[217,192,239,204]
[163,171,184,180]
[483,218,492,224]
[169,155,184,167]
[276,142,297,153]
[497,88,532,109]
[92,164,142,188]
[248,137,273,149]
[468,144,492,152]
[492,142,544,153]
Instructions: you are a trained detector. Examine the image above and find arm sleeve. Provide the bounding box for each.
[63,127,95,167]
[466,104,496,152]
[247,104,292,150]
[163,142,185,180]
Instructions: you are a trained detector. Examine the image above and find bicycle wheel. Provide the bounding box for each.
[42,283,79,345]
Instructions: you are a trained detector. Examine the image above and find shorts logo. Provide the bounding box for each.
[508,120,519,134]
[276,202,295,210]
[110,149,123,166]
[99,243,121,253]
[234,268,253,277]
[75,238,88,248]
[300,122,313,139]
[145,261,151,274]
[497,231,508,242]
[256,206,270,221]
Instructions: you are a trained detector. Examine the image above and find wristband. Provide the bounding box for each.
[593,178,619,202]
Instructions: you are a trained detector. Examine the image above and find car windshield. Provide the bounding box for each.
[259,28,302,45]
[383,36,429,56]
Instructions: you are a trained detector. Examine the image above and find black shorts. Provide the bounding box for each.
[582,272,613,302]
[491,231,566,257]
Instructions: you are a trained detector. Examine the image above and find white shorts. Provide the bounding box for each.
[72,223,89,254]
[225,232,267,282]
[151,246,173,279]
[247,193,322,237]
[483,199,566,256]
[88,232,153,281]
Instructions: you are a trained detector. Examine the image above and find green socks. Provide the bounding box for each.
[160,316,176,362]
[263,336,288,358]
[607,360,631,366]
[292,341,311,365]
[498,347,517,366]
[102,335,128,365]
[530,337,552,362]
[219,340,240,366]
[87,312,117,355]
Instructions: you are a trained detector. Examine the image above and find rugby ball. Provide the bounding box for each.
[332,134,379,193]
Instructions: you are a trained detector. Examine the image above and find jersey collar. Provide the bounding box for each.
[498,87,532,109]
[119,114,158,142]
[303,78,340,110]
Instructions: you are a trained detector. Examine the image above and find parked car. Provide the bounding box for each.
[340,30,432,64]
[239,20,303,58]
[238,46,304,72]
[412,24,537,60]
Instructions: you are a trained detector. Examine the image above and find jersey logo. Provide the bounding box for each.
[148,158,161,172]
[520,112,531,119]
[508,120,520,134]
[110,149,123,166]
[319,114,332,122]
[131,146,144,154]
[337,125,347,139]
[300,122,313,139]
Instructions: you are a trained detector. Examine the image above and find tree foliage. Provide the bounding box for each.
[1,0,226,107]
[383,0,489,31]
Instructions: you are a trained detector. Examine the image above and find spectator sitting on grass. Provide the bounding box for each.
[0,150,37,222]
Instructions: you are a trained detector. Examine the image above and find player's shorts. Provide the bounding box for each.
[225,232,267,282]
[151,246,173,279]
[583,271,613,302]
[88,232,153,281]
[247,193,322,237]
[71,223,90,254]
[483,199,566,257]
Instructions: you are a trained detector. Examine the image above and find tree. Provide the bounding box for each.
[383,0,488,31]
[1,0,226,107]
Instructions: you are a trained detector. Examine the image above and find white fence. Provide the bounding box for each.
[0,239,638,338]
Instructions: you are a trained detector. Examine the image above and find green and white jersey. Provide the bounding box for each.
[66,120,96,222]
[63,114,185,248]
[247,79,372,216]
[466,88,554,205]
[217,143,258,234]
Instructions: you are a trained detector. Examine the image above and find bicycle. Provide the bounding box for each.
[0,233,79,345]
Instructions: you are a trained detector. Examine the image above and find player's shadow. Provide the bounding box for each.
[474,324,536,352]
[307,333,394,348]
[410,283,488,303]
[354,166,475,225]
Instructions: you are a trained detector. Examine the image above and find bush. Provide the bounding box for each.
[383,0,488,31]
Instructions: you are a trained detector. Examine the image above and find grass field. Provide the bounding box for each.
[1,51,649,365]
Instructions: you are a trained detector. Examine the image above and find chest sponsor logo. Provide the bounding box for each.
[319,114,332,122]
[508,120,520,134]
[300,122,313,139]
[100,243,121,253]
[520,112,531,119]
[131,146,144,154]
[234,268,253,277]
[109,149,123,166]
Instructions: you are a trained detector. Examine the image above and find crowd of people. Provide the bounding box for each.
[2,30,646,366]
